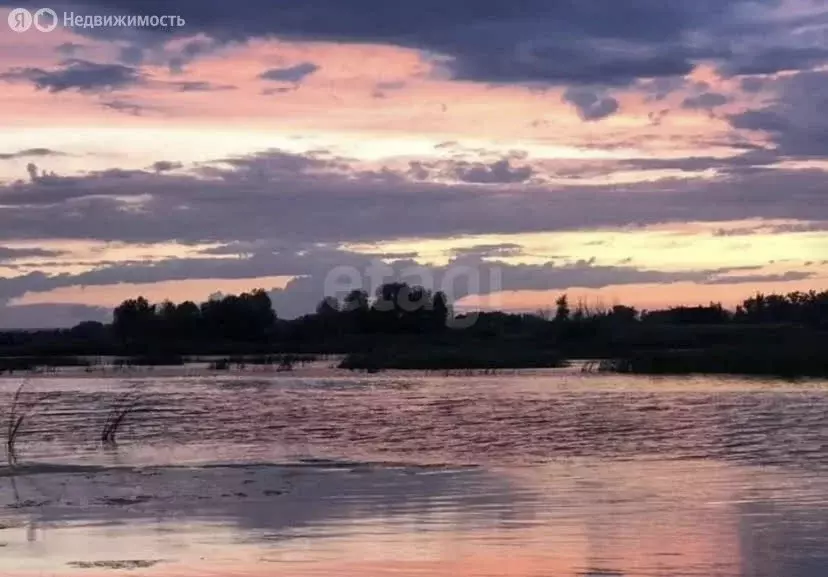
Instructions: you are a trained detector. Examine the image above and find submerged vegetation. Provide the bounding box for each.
[0,356,92,374]
[112,354,185,368]
[339,345,565,371]
[207,354,316,371]
[0,286,826,376]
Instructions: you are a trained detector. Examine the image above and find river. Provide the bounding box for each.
[1,365,827,576]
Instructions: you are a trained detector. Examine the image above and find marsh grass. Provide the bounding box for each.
[6,384,25,464]
[4,382,36,466]
[0,356,92,374]
[207,354,317,371]
[209,358,231,371]
[113,354,185,368]
[597,345,828,378]
[339,346,565,371]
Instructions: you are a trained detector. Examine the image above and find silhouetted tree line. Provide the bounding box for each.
[540,291,828,328]
[0,287,826,357]
[112,289,276,344]
[105,284,451,349]
[734,291,828,326]
[305,284,450,336]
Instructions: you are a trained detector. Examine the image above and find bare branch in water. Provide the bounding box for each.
[5,381,29,466]
[101,389,140,445]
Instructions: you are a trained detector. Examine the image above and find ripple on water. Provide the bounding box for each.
[0,370,827,469]
[1,370,827,576]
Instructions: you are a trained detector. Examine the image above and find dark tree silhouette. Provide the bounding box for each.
[343,289,369,312]
[554,294,570,322]
[113,297,157,343]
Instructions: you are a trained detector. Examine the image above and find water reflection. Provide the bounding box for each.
[1,459,828,576]
[1,370,828,575]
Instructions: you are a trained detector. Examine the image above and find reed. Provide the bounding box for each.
[113,353,186,368]
[5,382,29,465]
[101,392,139,445]
[206,353,316,371]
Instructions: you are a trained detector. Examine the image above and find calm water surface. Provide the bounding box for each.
[1,366,827,576]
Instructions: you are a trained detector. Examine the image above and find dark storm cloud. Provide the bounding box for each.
[163,37,222,73]
[150,160,183,172]
[562,88,620,121]
[0,148,65,160]
[406,157,536,183]
[0,271,72,304]
[619,149,780,173]
[721,46,828,77]
[118,45,144,65]
[259,63,319,83]
[450,159,536,184]
[0,246,63,261]
[729,70,828,157]
[0,148,826,249]
[639,76,689,102]
[0,59,143,93]
[681,91,731,111]
[7,0,823,87]
[740,77,768,93]
[0,246,795,318]
[2,145,822,316]
[55,42,84,56]
[206,148,351,177]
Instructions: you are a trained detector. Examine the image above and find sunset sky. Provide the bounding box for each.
[0,0,826,327]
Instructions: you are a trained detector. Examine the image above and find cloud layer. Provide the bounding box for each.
[0,0,826,327]
[14,0,821,88]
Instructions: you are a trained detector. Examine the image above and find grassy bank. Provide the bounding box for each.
[597,345,828,378]
[0,353,325,374]
[0,355,93,374]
